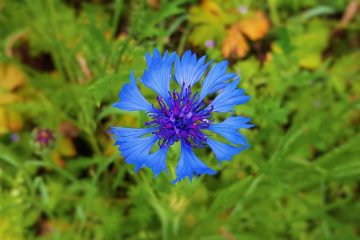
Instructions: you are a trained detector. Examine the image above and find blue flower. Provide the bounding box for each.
[110,49,253,184]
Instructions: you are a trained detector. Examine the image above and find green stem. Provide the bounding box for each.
[111,0,123,38]
[268,0,280,26]
[86,130,102,156]
[138,174,169,240]
[113,34,132,73]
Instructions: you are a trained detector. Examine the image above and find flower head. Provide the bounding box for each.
[205,40,215,49]
[35,128,54,147]
[10,133,20,142]
[237,5,249,15]
[145,85,212,148]
[111,49,252,183]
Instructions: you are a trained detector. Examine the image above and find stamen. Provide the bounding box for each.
[146,84,213,148]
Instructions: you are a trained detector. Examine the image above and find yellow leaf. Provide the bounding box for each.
[0,64,26,135]
[189,3,223,25]
[7,110,23,132]
[0,107,7,134]
[104,138,117,156]
[0,92,19,105]
[0,107,23,134]
[51,151,66,168]
[271,42,283,54]
[57,136,76,157]
[202,0,224,18]
[0,64,26,91]
[299,54,322,69]
[189,0,241,48]
[189,23,225,46]
[0,218,23,240]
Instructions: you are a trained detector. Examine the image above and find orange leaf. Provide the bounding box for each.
[221,25,249,58]
[237,11,270,41]
[147,0,160,9]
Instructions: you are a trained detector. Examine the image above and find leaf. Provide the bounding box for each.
[6,110,23,132]
[292,20,330,69]
[332,161,360,181]
[56,136,76,158]
[301,5,336,19]
[0,64,25,105]
[0,64,26,91]
[0,107,23,134]
[190,23,226,47]
[329,51,360,96]
[147,0,160,9]
[0,64,26,134]
[221,25,249,58]
[209,177,252,213]
[0,144,20,167]
[222,11,270,58]
[189,0,226,24]
[0,93,19,105]
[0,108,7,134]
[130,0,190,40]
[188,0,236,47]
[88,75,114,105]
[237,11,270,41]
[299,54,322,70]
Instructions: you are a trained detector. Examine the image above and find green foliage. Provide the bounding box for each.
[0,0,359,239]
[130,0,192,43]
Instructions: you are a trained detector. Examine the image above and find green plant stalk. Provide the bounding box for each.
[268,0,280,26]
[113,34,132,73]
[111,0,124,38]
[139,174,169,240]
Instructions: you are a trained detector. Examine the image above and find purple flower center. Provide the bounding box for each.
[146,85,213,148]
[35,129,54,146]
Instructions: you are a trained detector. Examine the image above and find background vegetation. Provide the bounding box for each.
[0,0,359,239]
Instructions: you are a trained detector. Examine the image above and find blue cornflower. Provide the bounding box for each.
[110,49,253,184]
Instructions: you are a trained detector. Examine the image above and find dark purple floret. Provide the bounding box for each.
[146,84,213,148]
[10,133,20,142]
[35,128,54,147]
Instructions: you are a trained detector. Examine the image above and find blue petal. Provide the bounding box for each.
[146,146,169,177]
[207,138,246,162]
[172,142,216,184]
[115,135,158,172]
[208,116,253,145]
[113,71,153,112]
[211,79,250,112]
[199,61,237,100]
[175,50,211,87]
[141,49,176,98]
[109,127,156,139]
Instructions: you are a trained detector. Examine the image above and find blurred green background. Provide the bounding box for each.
[0,0,359,239]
